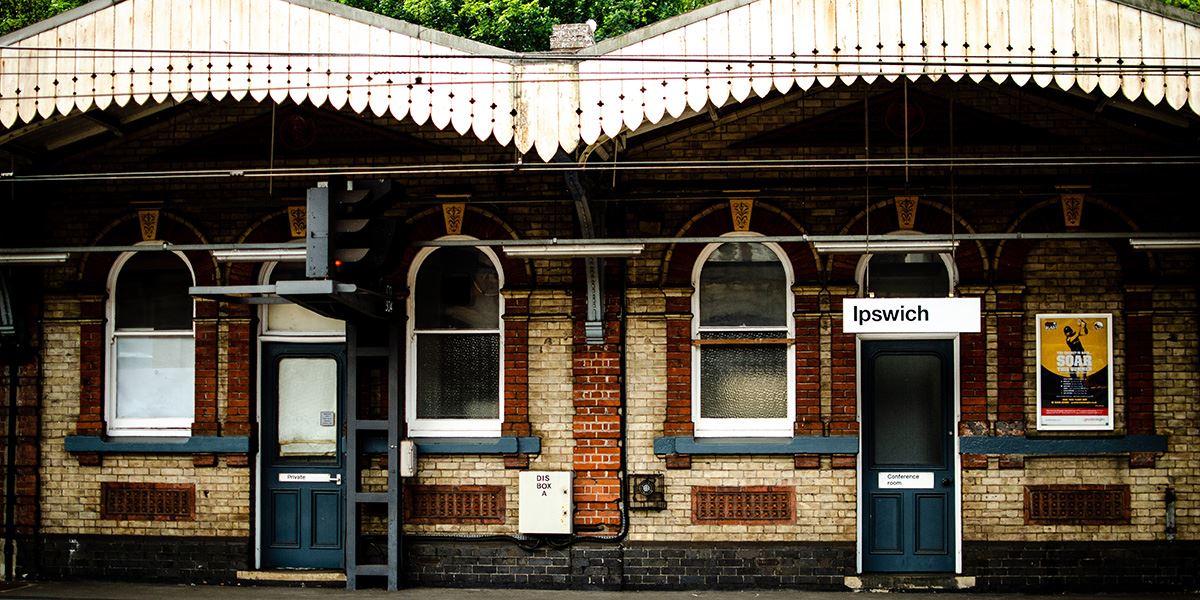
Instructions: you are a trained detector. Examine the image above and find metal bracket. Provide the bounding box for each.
[584,257,604,344]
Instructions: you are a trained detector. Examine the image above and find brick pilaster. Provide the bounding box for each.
[794,298,822,435]
[76,298,105,437]
[572,291,621,534]
[1124,287,1154,437]
[191,300,219,438]
[222,313,252,437]
[662,290,692,438]
[502,291,531,439]
[829,296,857,436]
[960,330,988,424]
[995,288,1026,434]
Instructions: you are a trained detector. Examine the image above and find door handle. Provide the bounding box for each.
[333,474,343,486]
[941,477,952,488]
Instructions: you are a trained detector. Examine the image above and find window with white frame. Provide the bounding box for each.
[860,252,952,298]
[261,261,345,337]
[106,251,196,436]
[407,245,503,437]
[692,240,795,437]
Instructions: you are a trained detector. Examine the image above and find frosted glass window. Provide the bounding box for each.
[114,337,195,419]
[699,344,787,418]
[410,245,504,436]
[416,334,500,419]
[694,242,792,430]
[108,250,196,435]
[277,358,338,457]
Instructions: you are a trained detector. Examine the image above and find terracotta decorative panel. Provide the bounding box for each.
[405,485,506,524]
[692,486,794,525]
[1024,485,1130,525]
[100,482,196,522]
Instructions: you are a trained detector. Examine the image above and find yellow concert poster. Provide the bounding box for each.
[1035,314,1114,431]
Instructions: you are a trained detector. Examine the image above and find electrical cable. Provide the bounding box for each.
[5,155,1199,183]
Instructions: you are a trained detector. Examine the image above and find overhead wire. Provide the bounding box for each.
[4,156,1199,183]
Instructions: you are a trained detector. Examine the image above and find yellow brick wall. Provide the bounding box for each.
[39,297,250,537]
[958,240,1199,542]
[1151,287,1199,540]
[400,290,575,535]
[623,289,856,542]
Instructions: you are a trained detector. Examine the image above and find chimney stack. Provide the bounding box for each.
[549,20,597,53]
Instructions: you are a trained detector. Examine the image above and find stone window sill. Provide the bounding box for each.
[360,436,541,455]
[64,435,249,454]
[958,435,1167,455]
[654,436,859,455]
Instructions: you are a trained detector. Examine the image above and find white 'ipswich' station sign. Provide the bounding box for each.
[843,298,981,333]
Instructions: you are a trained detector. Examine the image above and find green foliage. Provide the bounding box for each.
[0,0,85,37]
[1162,0,1200,11]
[337,0,712,51]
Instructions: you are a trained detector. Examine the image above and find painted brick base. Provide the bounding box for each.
[25,537,1200,591]
[964,541,1200,592]
[621,542,853,589]
[34,534,249,583]
[401,539,853,590]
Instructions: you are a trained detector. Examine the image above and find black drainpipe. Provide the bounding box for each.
[4,358,17,581]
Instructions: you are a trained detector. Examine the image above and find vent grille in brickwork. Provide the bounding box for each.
[405,485,506,524]
[100,482,195,521]
[1024,485,1130,525]
[692,486,794,524]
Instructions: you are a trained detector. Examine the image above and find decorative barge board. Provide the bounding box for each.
[4,0,1200,159]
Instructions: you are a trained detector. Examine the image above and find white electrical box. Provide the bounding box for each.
[398,439,417,478]
[518,471,573,534]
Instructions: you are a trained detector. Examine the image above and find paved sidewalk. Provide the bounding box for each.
[0,582,1197,600]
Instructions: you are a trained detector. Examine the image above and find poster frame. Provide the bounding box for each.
[1035,313,1115,431]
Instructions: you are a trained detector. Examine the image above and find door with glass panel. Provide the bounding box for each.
[862,339,955,572]
[261,343,345,569]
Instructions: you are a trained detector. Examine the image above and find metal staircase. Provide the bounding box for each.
[344,318,401,590]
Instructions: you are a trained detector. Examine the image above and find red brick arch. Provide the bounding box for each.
[72,211,221,446]
[827,199,987,286]
[658,202,818,288]
[992,196,1150,284]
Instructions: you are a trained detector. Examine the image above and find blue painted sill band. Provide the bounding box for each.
[958,435,1167,455]
[64,435,249,454]
[654,436,859,455]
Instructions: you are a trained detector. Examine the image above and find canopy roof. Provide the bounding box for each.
[2,0,1199,160]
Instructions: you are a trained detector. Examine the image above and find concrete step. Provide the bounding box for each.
[235,570,346,587]
[845,574,976,592]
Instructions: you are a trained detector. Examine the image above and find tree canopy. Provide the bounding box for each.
[335,0,712,51]
[1,0,85,37]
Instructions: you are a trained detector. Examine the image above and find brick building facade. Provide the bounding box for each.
[1,0,1198,591]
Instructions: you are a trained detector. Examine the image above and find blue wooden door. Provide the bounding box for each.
[862,340,955,573]
[261,343,345,569]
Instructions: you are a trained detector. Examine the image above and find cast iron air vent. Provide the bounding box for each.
[100,482,195,521]
[629,474,667,510]
[1024,484,1130,525]
[404,485,506,524]
[692,486,794,525]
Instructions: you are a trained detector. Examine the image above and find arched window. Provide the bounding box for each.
[106,251,196,436]
[407,244,503,437]
[692,240,795,437]
[859,252,954,298]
